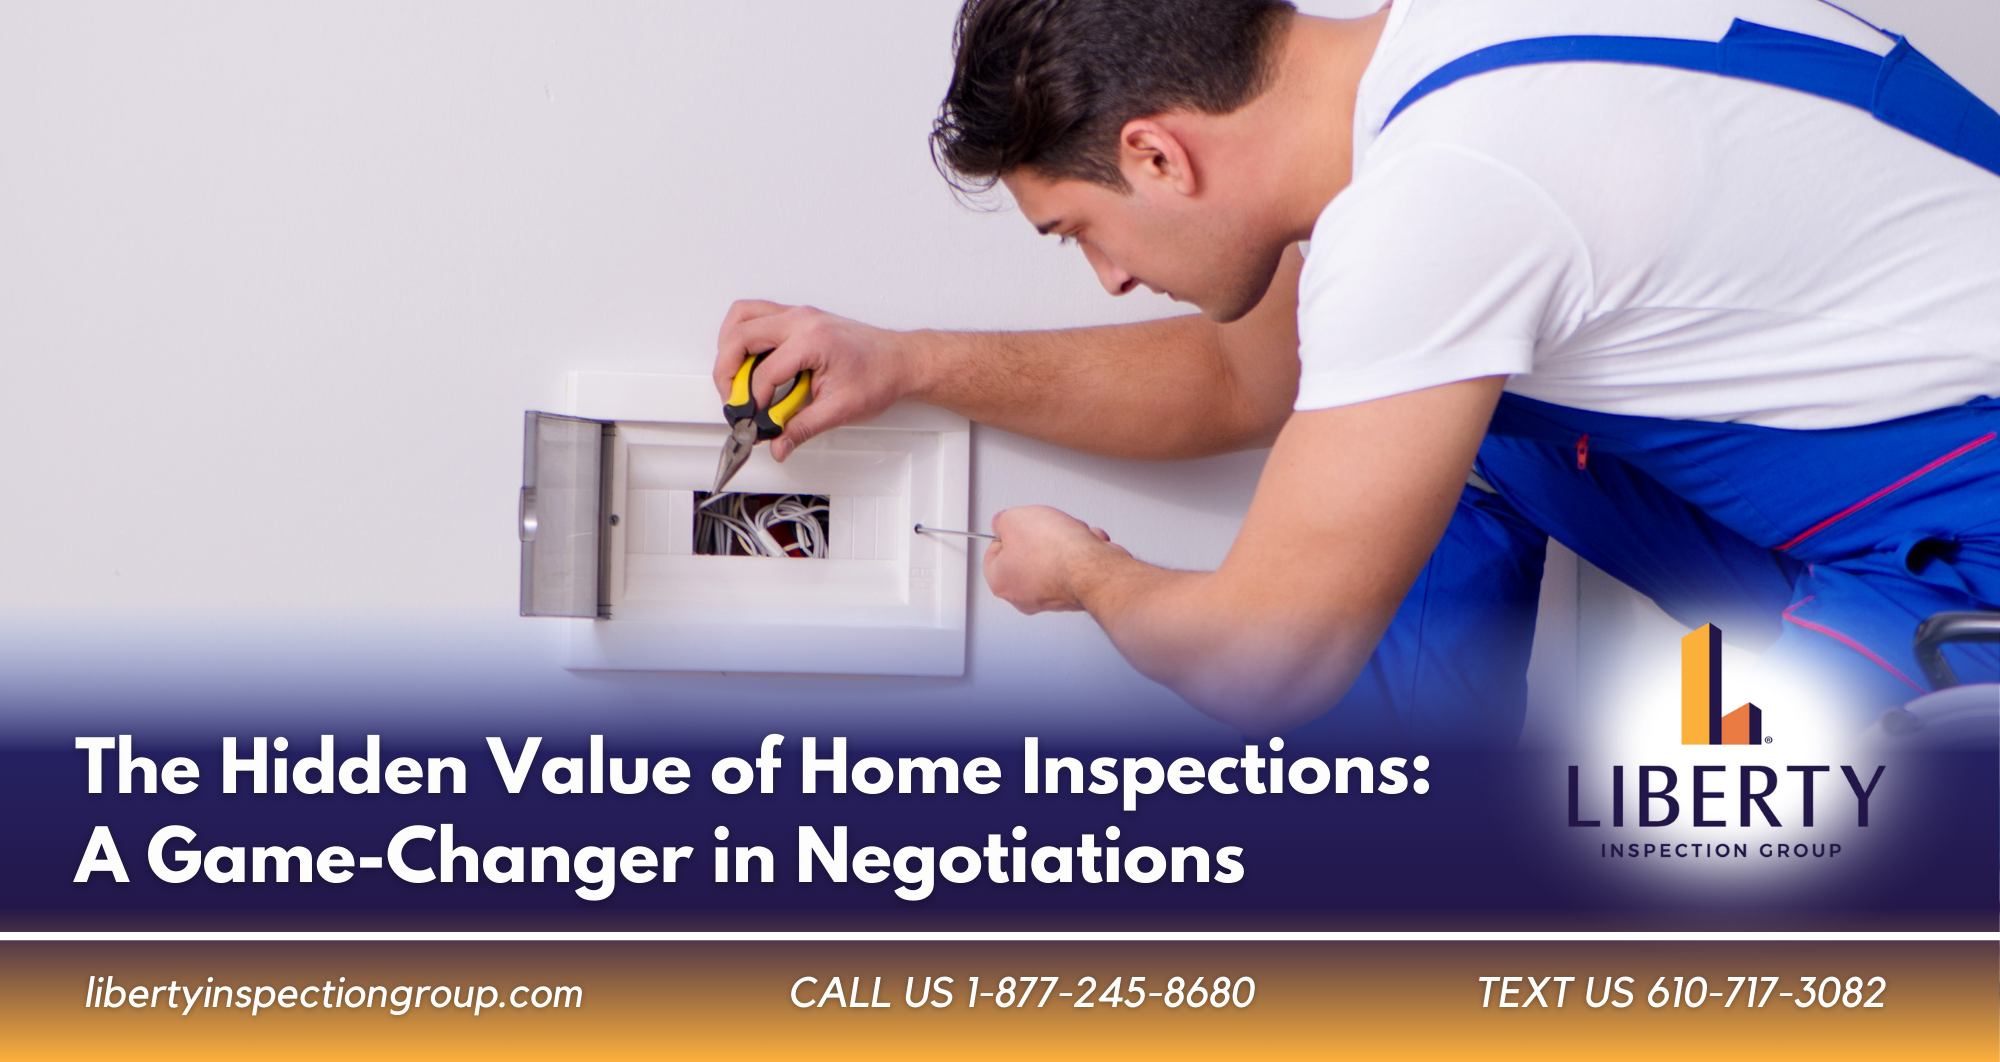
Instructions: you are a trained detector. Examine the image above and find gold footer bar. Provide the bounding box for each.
[4,939,1993,1060]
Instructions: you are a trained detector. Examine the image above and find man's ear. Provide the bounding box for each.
[1117,118,1199,196]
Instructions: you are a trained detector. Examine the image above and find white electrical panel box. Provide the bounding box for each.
[520,373,972,677]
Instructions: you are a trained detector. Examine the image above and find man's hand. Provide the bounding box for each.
[982,507,1128,613]
[715,300,929,462]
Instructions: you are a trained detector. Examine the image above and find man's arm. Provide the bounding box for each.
[983,376,1505,736]
[714,246,1304,462]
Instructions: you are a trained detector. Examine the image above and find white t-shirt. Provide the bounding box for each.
[1293,0,2000,428]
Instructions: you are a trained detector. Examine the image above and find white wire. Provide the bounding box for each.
[695,494,828,558]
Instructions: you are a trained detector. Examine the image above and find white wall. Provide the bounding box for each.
[0,2,1257,741]
[1,1,1990,740]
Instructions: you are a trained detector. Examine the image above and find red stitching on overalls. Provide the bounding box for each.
[1781,597,1926,693]
[1776,432,1995,552]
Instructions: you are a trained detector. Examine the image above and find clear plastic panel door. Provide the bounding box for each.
[520,412,608,618]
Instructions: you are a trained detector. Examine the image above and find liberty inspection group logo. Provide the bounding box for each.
[1565,621,1886,854]
[1680,624,1765,745]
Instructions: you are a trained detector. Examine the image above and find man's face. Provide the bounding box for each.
[1003,167,1285,324]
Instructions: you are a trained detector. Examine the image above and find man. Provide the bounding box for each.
[714,0,2000,743]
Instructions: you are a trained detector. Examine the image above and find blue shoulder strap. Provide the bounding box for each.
[1382,19,2000,178]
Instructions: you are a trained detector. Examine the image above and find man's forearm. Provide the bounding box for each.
[717,249,1304,462]
[901,318,1276,460]
[901,244,1305,461]
[1068,555,1382,736]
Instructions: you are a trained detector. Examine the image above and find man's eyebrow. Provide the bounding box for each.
[1033,219,1062,236]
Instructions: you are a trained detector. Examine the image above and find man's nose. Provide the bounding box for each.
[1082,244,1139,296]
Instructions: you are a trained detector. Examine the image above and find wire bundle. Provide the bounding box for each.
[695,493,830,558]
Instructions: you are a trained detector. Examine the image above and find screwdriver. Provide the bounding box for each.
[914,524,997,542]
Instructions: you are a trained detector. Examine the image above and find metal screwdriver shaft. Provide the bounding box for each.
[914,523,997,542]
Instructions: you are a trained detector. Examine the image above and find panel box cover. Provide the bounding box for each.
[520,373,971,677]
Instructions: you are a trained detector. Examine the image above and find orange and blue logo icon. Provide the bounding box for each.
[1681,624,1762,744]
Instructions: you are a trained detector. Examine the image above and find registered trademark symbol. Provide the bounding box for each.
[1764,736,1774,744]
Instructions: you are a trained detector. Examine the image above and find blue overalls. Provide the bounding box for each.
[1298,19,2000,746]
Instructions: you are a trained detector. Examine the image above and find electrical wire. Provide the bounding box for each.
[695,493,830,558]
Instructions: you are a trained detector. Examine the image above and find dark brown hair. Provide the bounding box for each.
[932,0,1296,193]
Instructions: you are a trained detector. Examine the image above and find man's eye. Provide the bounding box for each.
[1058,234,1078,247]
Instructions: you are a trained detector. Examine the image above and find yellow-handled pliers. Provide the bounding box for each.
[708,352,812,501]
